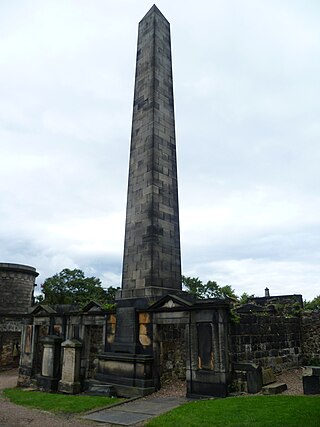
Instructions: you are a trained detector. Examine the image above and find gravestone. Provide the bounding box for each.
[36,335,62,391]
[233,362,263,393]
[58,339,82,394]
[262,367,276,385]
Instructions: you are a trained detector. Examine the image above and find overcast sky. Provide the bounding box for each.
[1,0,320,300]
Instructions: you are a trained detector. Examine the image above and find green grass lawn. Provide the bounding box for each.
[146,395,320,427]
[3,388,123,414]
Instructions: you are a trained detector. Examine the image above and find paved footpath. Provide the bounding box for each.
[83,396,190,425]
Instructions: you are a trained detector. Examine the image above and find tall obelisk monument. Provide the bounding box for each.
[97,6,186,396]
[120,5,181,299]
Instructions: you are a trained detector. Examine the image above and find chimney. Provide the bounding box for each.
[265,287,270,297]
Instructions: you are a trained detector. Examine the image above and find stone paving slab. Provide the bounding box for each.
[82,397,189,425]
[112,397,188,415]
[83,410,154,425]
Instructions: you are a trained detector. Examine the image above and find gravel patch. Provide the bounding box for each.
[277,368,304,395]
[145,379,186,399]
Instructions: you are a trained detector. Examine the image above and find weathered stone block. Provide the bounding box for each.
[262,382,287,395]
[303,376,320,395]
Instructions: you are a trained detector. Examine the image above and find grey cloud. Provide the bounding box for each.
[1,1,320,301]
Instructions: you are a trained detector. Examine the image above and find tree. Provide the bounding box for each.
[38,268,118,309]
[182,276,205,299]
[182,275,237,300]
[304,295,320,311]
[205,281,238,300]
[239,292,255,304]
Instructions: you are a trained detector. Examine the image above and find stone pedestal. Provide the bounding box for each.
[37,335,62,391]
[96,352,155,397]
[58,339,82,394]
[96,300,156,397]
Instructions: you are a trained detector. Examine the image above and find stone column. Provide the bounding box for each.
[58,339,82,394]
[37,335,62,391]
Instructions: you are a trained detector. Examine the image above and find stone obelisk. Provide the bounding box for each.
[120,4,181,300]
[96,6,183,396]
[96,7,232,398]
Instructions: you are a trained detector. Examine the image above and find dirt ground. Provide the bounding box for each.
[0,368,305,426]
[0,369,95,427]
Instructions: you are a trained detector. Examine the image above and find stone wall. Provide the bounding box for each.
[231,313,302,372]
[302,312,320,365]
[86,325,104,379]
[158,323,186,381]
[0,316,22,369]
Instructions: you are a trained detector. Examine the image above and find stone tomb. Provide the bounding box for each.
[96,294,231,398]
[18,297,232,398]
[18,302,106,390]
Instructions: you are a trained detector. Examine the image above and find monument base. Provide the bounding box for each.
[58,380,81,394]
[84,380,117,396]
[95,352,155,397]
[186,371,231,398]
[36,375,59,392]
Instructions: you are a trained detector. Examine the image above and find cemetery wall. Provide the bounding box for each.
[158,323,186,381]
[231,313,302,372]
[301,311,320,365]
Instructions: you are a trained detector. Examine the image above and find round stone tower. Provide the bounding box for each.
[0,263,39,315]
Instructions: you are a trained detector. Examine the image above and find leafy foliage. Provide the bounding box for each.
[304,295,320,311]
[182,276,237,300]
[181,276,205,298]
[37,268,118,309]
[239,292,255,304]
